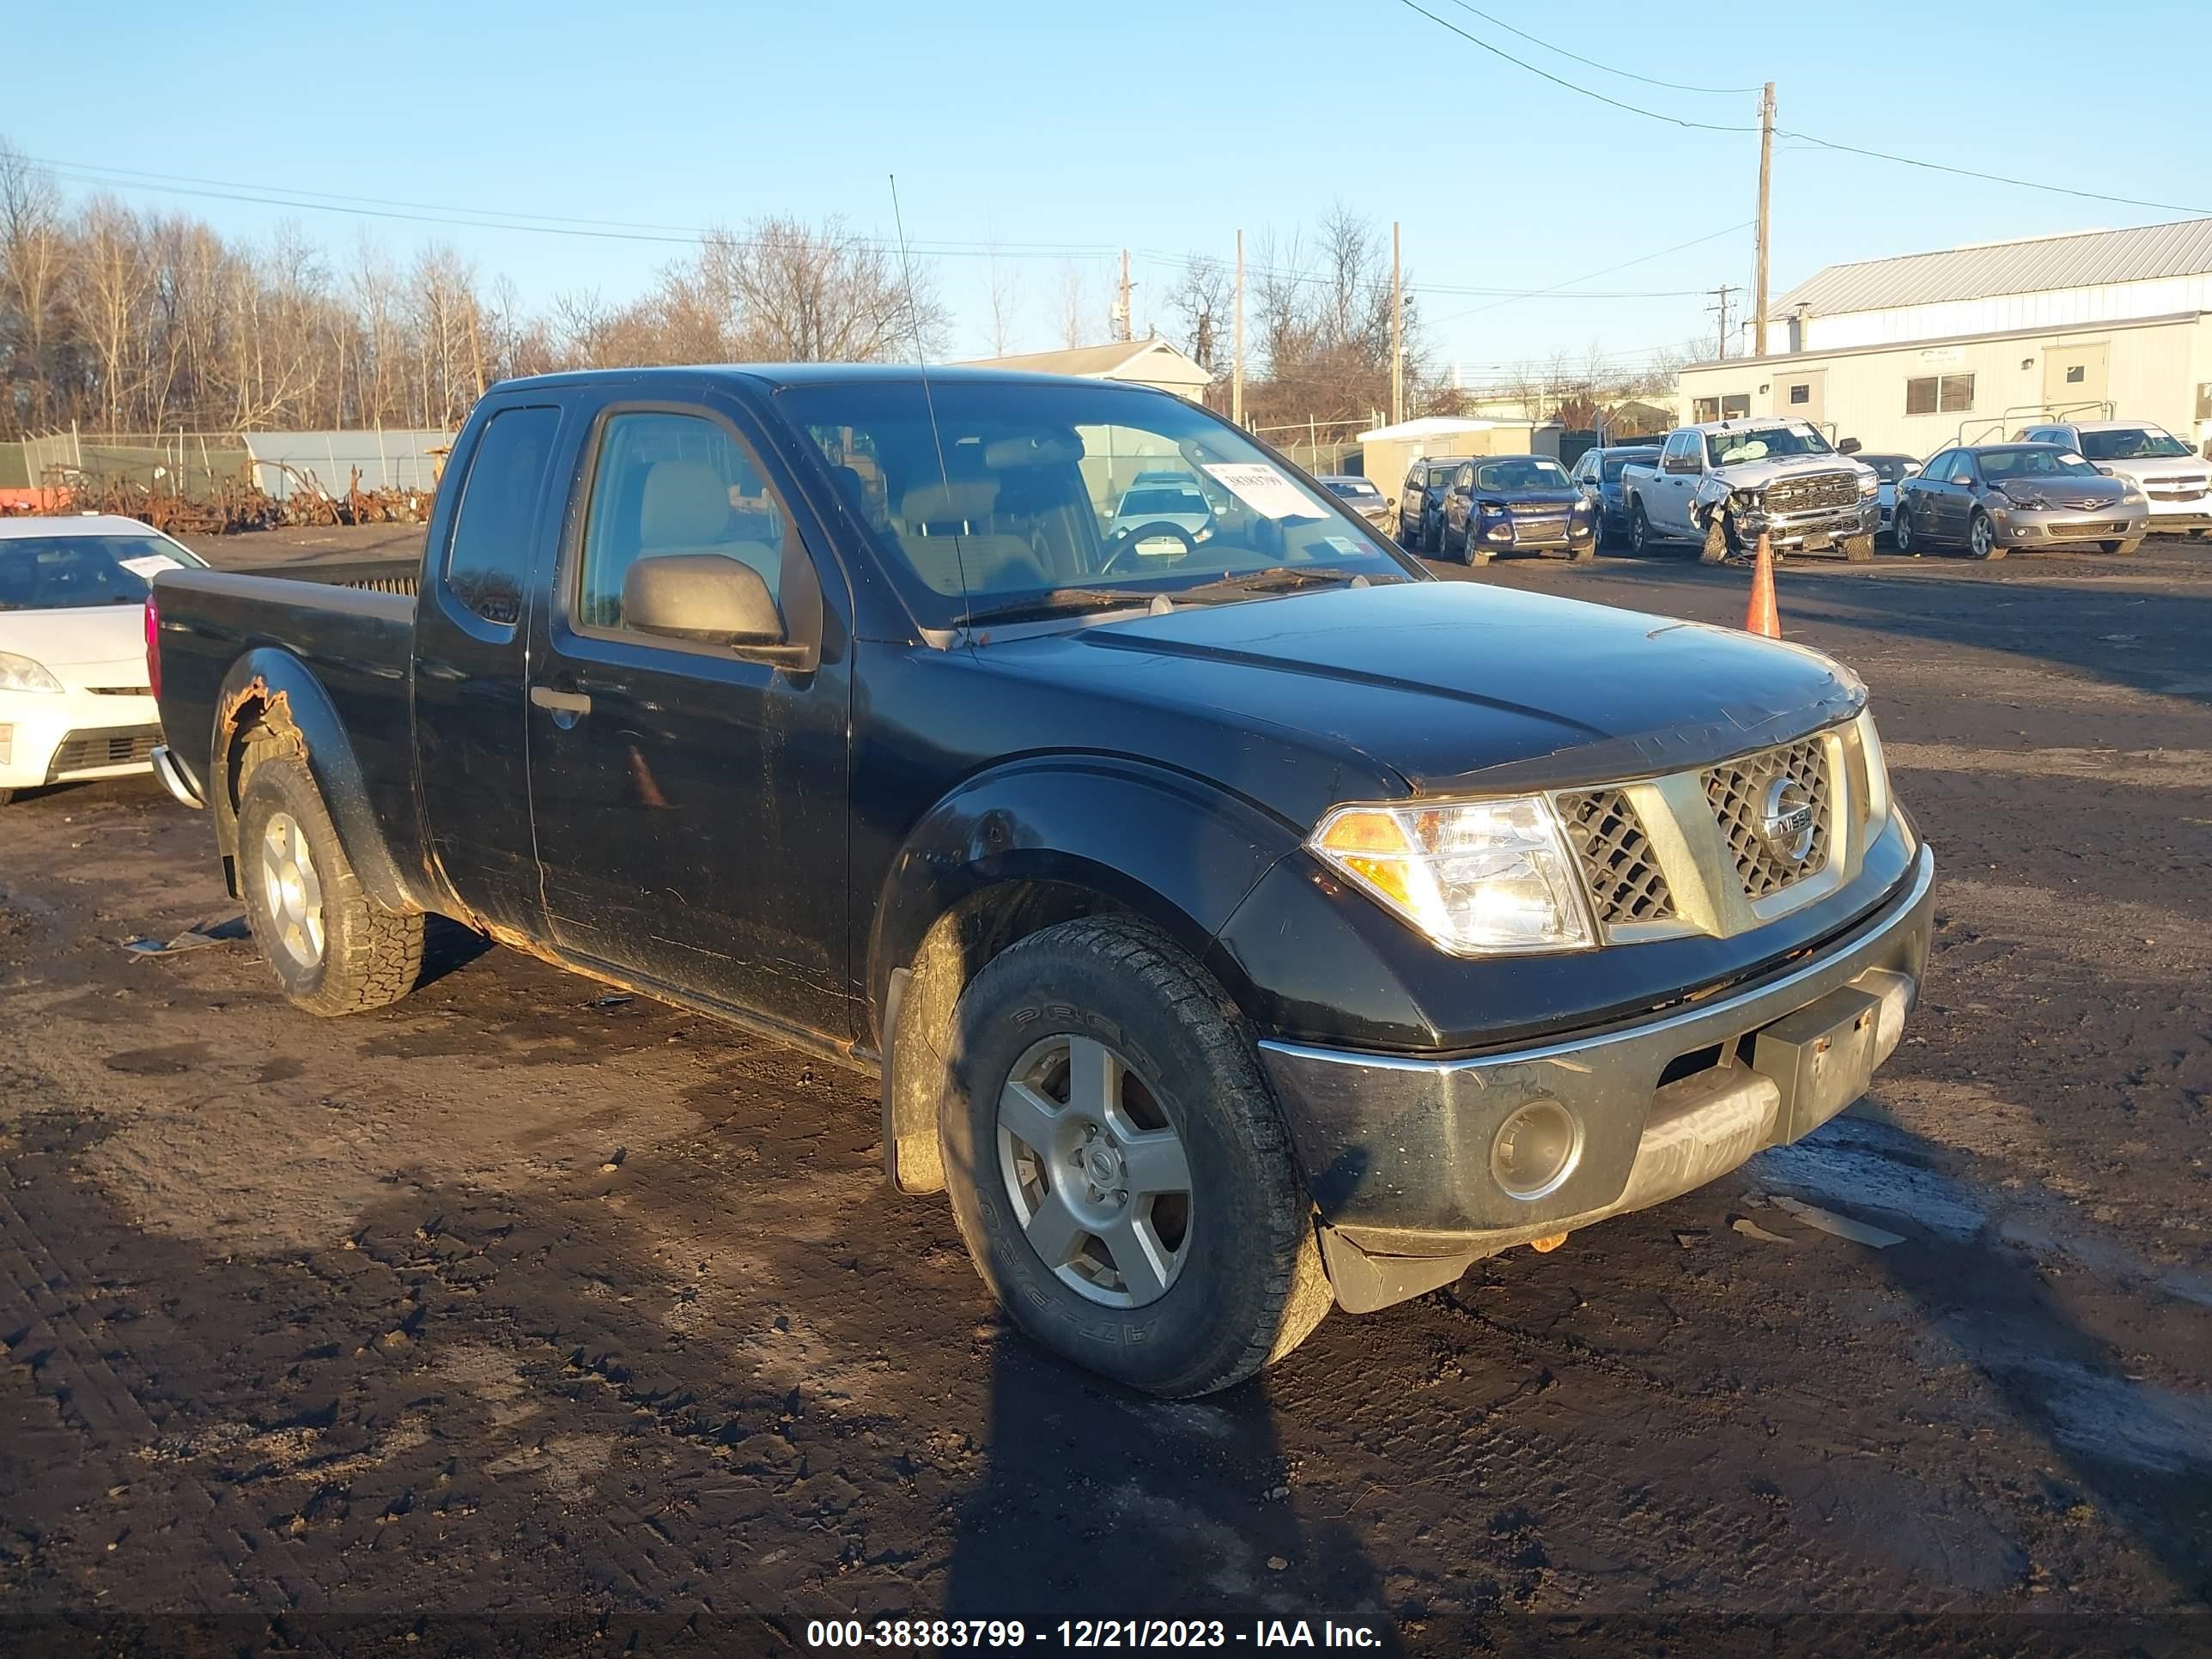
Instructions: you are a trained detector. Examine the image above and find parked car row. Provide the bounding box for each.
[1393,455,1596,563]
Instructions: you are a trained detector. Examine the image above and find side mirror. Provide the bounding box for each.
[621,554,815,669]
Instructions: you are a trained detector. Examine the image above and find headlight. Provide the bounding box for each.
[0,652,65,695]
[1857,474,1880,497]
[1310,797,1594,955]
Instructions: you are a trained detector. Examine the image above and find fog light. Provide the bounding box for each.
[1491,1098,1582,1200]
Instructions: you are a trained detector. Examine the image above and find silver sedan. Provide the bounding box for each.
[1893,443,2148,559]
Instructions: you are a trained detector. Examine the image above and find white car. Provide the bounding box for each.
[1107,482,1215,550]
[2010,421,2210,535]
[0,514,206,806]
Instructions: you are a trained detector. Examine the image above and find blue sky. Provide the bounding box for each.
[9,0,2207,384]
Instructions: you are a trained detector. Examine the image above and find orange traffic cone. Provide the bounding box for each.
[1744,531,1781,638]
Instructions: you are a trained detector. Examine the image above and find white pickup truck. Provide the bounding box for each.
[1622,419,1881,563]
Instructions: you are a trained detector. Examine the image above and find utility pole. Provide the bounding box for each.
[1389,221,1404,426]
[1753,81,1775,358]
[1708,284,1737,360]
[1117,249,1133,343]
[1232,229,1245,428]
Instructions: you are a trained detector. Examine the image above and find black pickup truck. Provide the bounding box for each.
[149,366,1935,1397]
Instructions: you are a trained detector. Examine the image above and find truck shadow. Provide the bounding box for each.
[941,1337,1395,1644]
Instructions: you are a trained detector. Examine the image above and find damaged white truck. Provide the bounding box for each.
[1623,418,1881,563]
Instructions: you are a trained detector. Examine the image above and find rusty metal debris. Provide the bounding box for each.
[39,463,435,537]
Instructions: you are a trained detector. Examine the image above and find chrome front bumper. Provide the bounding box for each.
[1738,499,1880,550]
[1259,844,1936,1310]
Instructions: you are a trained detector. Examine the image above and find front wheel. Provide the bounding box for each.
[1893,506,1917,555]
[939,917,1331,1397]
[237,746,425,1016]
[2101,536,2143,555]
[1698,513,1731,565]
[1842,532,1875,563]
[1968,510,2002,561]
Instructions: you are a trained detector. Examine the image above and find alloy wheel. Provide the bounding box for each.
[259,811,325,969]
[996,1033,1194,1308]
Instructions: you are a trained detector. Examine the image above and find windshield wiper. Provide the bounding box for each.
[1174,567,1378,600]
[949,589,1164,629]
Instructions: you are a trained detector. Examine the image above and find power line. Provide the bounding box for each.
[1392,2,2212,216]
[1773,131,2212,217]
[1394,0,1756,131]
[1424,221,1754,325]
[1439,0,1759,94]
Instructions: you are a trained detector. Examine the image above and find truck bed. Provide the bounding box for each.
[151,560,422,866]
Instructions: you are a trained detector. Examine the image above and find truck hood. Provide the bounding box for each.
[1711,454,1875,490]
[996,580,1865,807]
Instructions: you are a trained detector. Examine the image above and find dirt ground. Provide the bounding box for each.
[3,530,2209,1655]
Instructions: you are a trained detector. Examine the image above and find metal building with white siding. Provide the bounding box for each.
[1674,219,2212,460]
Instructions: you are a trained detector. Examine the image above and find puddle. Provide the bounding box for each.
[1748,1116,1989,1240]
[2011,1358,2212,1475]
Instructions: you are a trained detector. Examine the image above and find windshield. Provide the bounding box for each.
[1325,479,1382,501]
[776,380,1418,629]
[1600,452,1656,482]
[1705,423,1835,466]
[2080,427,2192,461]
[1862,455,1915,483]
[1475,459,1569,492]
[1977,447,2100,481]
[0,532,207,611]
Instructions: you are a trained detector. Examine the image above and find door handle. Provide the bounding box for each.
[529,685,592,717]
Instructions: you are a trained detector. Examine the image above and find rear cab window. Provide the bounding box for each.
[442,405,562,626]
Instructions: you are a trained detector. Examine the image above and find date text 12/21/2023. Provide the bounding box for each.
[803,1618,1386,1648]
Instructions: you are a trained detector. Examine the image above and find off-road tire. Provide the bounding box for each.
[1842,532,1875,563]
[2101,536,2142,556]
[0,788,13,808]
[236,743,424,1017]
[1698,513,1731,565]
[939,916,1330,1397]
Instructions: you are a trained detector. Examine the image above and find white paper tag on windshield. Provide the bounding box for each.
[120,554,183,580]
[1203,463,1319,520]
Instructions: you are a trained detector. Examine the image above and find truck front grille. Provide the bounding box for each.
[1551,724,1866,945]
[1762,471,1858,514]
[48,726,161,779]
[1703,736,1834,900]
[1559,788,1674,927]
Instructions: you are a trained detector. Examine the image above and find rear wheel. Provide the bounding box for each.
[1629,501,1656,556]
[1967,510,2002,561]
[2101,536,2142,555]
[236,744,424,1016]
[939,917,1330,1397]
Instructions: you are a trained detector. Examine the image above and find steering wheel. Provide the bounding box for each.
[1098,519,1200,577]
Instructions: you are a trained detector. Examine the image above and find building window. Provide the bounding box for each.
[2065,365,2086,385]
[1722,393,1750,419]
[2197,382,2211,421]
[1692,397,1719,423]
[1905,374,1975,416]
[1787,384,1810,405]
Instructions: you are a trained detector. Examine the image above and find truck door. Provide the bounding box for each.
[412,398,573,938]
[1656,432,1700,530]
[524,388,854,1041]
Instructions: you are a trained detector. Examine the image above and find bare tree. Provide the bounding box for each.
[1168,255,1231,372]
[982,248,1020,356]
[1053,259,1091,349]
[0,142,70,432]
